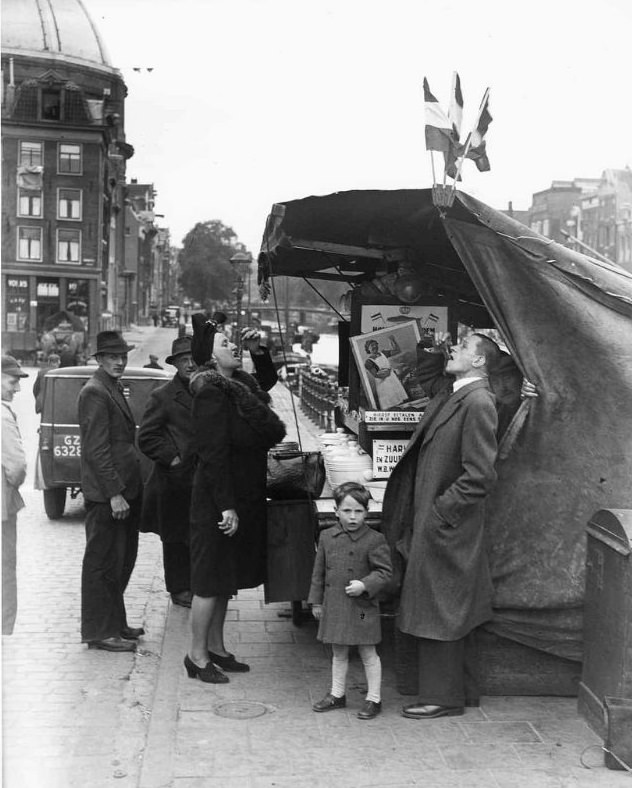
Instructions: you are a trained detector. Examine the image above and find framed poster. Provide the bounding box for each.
[361,305,448,339]
[349,322,422,411]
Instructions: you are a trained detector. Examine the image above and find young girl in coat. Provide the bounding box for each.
[308,482,392,720]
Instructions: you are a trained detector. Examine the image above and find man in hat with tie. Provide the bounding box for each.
[138,336,197,608]
[78,331,144,652]
[381,331,503,718]
[2,355,29,635]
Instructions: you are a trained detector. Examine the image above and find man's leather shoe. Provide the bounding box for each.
[88,637,136,652]
[357,700,382,720]
[312,693,346,712]
[171,591,192,608]
[121,626,145,640]
[401,703,464,719]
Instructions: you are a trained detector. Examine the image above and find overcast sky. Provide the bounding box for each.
[86,0,631,254]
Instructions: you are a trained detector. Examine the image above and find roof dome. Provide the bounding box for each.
[1,0,116,73]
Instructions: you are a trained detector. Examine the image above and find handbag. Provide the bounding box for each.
[266,449,325,500]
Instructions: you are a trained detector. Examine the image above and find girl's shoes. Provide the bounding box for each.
[312,693,346,712]
[357,700,382,720]
[208,650,250,672]
[184,654,229,683]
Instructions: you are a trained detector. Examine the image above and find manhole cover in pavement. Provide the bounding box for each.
[213,701,269,719]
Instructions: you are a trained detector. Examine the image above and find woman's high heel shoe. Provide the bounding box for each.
[184,654,229,683]
[208,650,250,672]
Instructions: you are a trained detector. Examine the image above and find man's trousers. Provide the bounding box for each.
[81,498,140,642]
[416,631,480,706]
[2,514,17,635]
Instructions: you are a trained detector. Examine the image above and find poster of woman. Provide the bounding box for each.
[350,322,421,411]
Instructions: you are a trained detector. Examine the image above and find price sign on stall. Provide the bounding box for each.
[372,439,409,478]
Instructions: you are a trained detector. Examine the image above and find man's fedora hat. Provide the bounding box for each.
[1,355,28,378]
[166,336,193,365]
[93,331,135,356]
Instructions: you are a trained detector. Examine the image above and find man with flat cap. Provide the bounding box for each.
[78,331,144,652]
[138,336,198,607]
[2,355,29,635]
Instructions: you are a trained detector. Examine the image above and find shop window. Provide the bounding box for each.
[5,277,29,332]
[58,188,82,220]
[57,229,81,263]
[17,226,42,261]
[58,143,82,174]
[18,187,42,217]
[19,141,43,166]
[66,279,89,331]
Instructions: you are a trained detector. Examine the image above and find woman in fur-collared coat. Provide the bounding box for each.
[184,315,286,684]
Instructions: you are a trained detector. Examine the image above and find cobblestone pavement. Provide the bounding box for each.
[2,325,628,787]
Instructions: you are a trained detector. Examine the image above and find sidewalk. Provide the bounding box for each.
[2,325,626,787]
[131,342,626,788]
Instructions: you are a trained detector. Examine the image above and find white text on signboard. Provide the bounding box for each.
[364,411,423,423]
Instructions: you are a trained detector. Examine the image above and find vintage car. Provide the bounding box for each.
[37,365,171,519]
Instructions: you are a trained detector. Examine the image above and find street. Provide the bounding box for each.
[2,325,627,788]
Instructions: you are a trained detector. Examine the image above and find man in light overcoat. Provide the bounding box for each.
[381,332,502,719]
[78,331,144,652]
[2,355,28,635]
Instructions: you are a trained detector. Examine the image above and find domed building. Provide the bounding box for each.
[1,0,134,361]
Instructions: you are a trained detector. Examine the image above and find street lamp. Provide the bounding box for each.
[229,251,252,343]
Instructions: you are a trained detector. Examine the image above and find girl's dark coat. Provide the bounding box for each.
[308,523,392,645]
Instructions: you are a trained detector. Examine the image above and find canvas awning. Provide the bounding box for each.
[259,188,632,660]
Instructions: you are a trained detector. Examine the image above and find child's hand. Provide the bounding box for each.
[345,580,366,597]
[311,604,323,620]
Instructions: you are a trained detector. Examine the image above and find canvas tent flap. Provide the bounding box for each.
[260,188,632,660]
[444,193,632,659]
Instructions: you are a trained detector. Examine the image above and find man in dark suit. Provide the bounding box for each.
[138,336,197,608]
[79,331,144,652]
[382,332,503,719]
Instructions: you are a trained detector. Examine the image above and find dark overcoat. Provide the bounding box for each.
[308,523,393,645]
[138,374,194,542]
[189,369,286,594]
[381,379,498,641]
[78,368,142,503]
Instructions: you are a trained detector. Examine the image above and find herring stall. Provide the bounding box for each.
[258,187,632,694]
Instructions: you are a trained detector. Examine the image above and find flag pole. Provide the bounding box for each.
[449,86,489,198]
[430,150,437,186]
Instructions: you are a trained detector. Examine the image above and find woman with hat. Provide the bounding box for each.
[184,314,286,682]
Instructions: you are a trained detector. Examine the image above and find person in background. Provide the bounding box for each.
[143,354,163,370]
[32,353,61,414]
[184,314,285,683]
[309,482,392,720]
[78,331,144,652]
[2,355,28,635]
[139,337,197,608]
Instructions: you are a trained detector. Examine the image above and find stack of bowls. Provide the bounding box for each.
[323,439,374,489]
[364,480,388,502]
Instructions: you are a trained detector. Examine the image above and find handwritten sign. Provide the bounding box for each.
[372,439,409,478]
[364,411,423,424]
